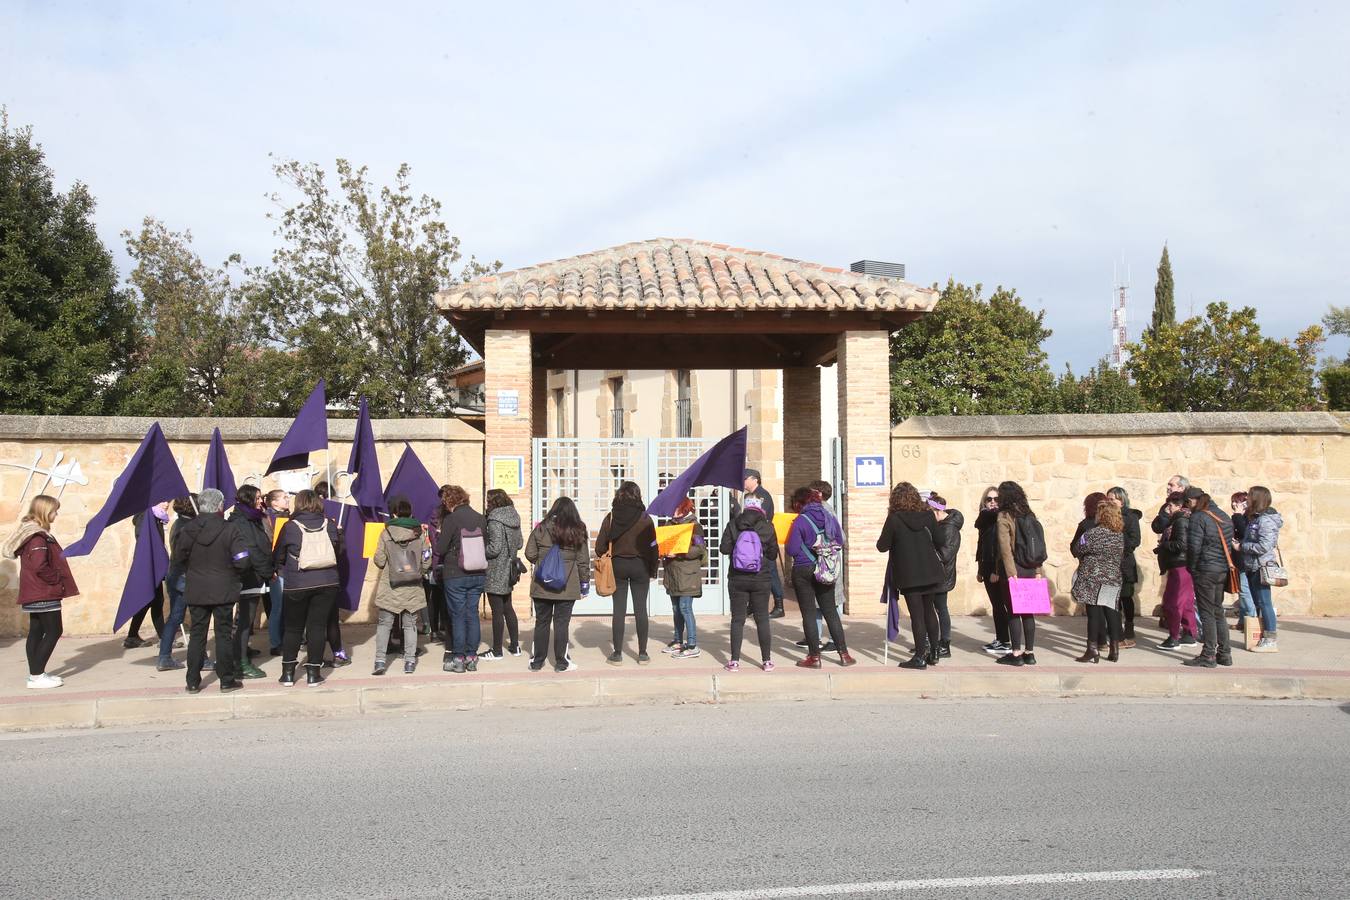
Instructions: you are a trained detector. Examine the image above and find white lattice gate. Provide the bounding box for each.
[532,438,729,615]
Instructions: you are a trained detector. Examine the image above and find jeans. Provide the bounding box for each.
[611,557,652,655]
[729,584,771,662]
[1247,570,1277,634]
[267,577,285,650]
[531,599,575,667]
[1193,573,1231,658]
[158,573,187,663]
[984,579,1011,643]
[375,608,417,664]
[444,575,485,659]
[187,605,234,689]
[791,565,846,656]
[903,591,941,656]
[671,596,697,647]
[281,586,338,667]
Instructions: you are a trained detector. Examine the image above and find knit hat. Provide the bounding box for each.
[1183,486,1205,501]
[742,496,765,512]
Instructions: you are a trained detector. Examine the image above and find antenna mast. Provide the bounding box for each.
[1111,260,1130,371]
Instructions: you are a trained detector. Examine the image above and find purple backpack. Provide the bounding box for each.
[732,526,763,573]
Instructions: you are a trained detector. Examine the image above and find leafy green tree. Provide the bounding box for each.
[890,279,1054,420]
[1321,364,1350,411]
[1047,360,1145,413]
[1322,304,1350,342]
[248,156,498,416]
[1149,244,1175,336]
[0,110,136,413]
[1127,302,1323,411]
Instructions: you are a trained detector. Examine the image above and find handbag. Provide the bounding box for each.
[1201,509,1240,594]
[593,515,646,598]
[1008,576,1051,615]
[1096,582,1122,608]
[1260,547,1289,587]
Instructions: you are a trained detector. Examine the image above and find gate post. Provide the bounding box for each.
[837,331,890,615]
[484,329,533,510]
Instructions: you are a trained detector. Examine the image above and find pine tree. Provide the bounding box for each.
[1150,244,1175,335]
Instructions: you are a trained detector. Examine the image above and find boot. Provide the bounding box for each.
[305,663,325,687]
[278,661,297,686]
[938,639,951,659]
[443,651,455,673]
[838,651,857,667]
[239,661,267,679]
[795,655,822,669]
[1106,640,1119,663]
[769,600,785,619]
[898,655,927,670]
[1075,638,1099,664]
[925,645,939,666]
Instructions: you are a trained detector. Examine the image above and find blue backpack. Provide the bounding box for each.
[534,542,568,592]
[731,526,763,573]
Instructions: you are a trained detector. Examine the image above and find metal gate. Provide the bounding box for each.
[532,438,729,615]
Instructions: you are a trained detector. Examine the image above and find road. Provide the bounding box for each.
[2,699,1347,899]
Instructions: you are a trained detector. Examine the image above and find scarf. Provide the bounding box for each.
[387,516,421,530]
[233,502,264,523]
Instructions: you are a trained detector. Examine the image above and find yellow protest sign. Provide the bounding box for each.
[655,523,694,557]
[362,522,386,559]
[271,517,289,549]
[773,513,798,545]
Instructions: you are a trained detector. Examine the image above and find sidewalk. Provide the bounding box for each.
[2,615,1347,732]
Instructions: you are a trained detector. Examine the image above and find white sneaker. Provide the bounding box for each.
[26,674,61,689]
[479,651,503,661]
[555,660,579,673]
[43,672,63,686]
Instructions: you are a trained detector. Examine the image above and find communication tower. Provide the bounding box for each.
[1111,261,1130,371]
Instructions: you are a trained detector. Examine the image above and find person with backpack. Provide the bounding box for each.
[227,484,274,680]
[524,497,591,672]
[660,498,705,660]
[991,480,1046,667]
[4,494,78,689]
[434,485,489,673]
[876,481,947,670]
[973,486,1011,655]
[1183,486,1236,668]
[482,489,525,660]
[928,491,962,660]
[271,489,341,687]
[1238,485,1284,653]
[174,488,251,694]
[1071,499,1125,663]
[785,486,853,668]
[1107,486,1143,648]
[371,495,431,675]
[720,495,779,671]
[595,481,659,666]
[741,468,787,619]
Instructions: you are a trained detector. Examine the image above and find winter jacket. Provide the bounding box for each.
[1071,525,1124,606]
[5,522,79,604]
[372,523,431,613]
[661,514,706,598]
[719,508,779,590]
[595,499,659,578]
[271,511,341,591]
[484,505,524,596]
[1240,509,1284,573]
[974,507,1000,582]
[435,504,489,579]
[875,509,945,593]
[934,509,964,594]
[785,503,844,570]
[167,515,195,579]
[997,511,1043,580]
[525,519,592,602]
[1120,508,1142,585]
[173,514,250,606]
[1069,517,1095,560]
[1185,501,1235,579]
[227,505,274,593]
[1154,509,1191,573]
[1151,502,1172,536]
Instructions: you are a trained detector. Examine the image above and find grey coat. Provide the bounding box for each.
[524,520,592,602]
[484,505,524,595]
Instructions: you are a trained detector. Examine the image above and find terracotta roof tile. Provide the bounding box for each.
[437,238,937,314]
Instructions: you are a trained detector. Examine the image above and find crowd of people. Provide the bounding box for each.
[5,467,1286,690]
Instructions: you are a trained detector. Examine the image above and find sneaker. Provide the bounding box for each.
[761,659,775,672]
[794,639,810,648]
[724,660,740,672]
[982,639,1003,651]
[372,662,388,676]
[1021,652,1037,666]
[1253,636,1278,653]
[820,642,837,653]
[983,641,1011,656]
[404,659,418,674]
[332,653,352,667]
[637,652,651,665]
[156,658,186,671]
[528,659,546,672]
[1177,636,1200,648]
[555,660,579,673]
[1215,653,1233,667]
[202,658,215,671]
[480,650,503,661]
[662,642,683,654]
[674,646,702,659]
[26,674,61,690]
[239,662,267,680]
[507,644,523,657]
[449,658,467,674]
[465,657,478,672]
[996,654,1024,667]
[1120,639,1137,649]
[1183,654,1217,668]
[606,652,624,666]
[1159,637,1180,650]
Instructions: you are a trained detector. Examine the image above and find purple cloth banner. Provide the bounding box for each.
[66,423,190,558]
[202,427,236,500]
[646,427,747,518]
[346,397,385,516]
[329,501,371,612]
[265,379,328,475]
[882,569,900,643]
[114,512,170,632]
[384,443,440,524]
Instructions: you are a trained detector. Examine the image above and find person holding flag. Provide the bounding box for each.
[123,502,171,650]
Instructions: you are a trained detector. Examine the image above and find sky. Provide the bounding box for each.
[3,0,1348,371]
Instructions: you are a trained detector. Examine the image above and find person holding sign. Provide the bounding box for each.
[991,481,1047,667]
[659,499,705,659]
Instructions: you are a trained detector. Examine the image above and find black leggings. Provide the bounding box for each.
[1087,605,1122,646]
[611,557,652,654]
[904,591,941,656]
[984,579,1011,643]
[1010,614,1036,652]
[283,586,338,667]
[933,590,952,642]
[326,600,344,656]
[487,593,520,655]
[791,565,846,656]
[1120,582,1137,638]
[424,581,445,635]
[127,580,167,640]
[26,610,63,676]
[729,585,771,662]
[531,599,575,666]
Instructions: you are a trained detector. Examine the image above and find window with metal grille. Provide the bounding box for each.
[675,369,692,437]
[610,377,625,438]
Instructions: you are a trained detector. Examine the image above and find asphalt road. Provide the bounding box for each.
[2,699,1347,899]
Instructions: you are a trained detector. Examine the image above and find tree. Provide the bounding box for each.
[1149,244,1175,337]
[1047,360,1145,413]
[248,157,498,416]
[1127,302,1323,411]
[0,110,136,413]
[890,279,1054,420]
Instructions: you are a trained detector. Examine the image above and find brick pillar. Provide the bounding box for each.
[837,331,890,615]
[485,328,532,509]
[782,366,822,499]
[745,368,783,497]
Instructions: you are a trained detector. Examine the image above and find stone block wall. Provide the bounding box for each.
[890,412,1350,617]
[0,416,485,637]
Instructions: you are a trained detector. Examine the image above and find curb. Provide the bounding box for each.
[2,667,1347,733]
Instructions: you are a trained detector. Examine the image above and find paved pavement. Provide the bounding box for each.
[2,698,1348,898]
[1,615,1347,731]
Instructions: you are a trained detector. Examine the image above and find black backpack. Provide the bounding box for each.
[1013,515,1048,571]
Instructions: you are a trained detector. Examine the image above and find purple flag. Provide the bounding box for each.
[882,568,900,643]
[346,397,385,516]
[384,443,440,524]
[66,423,190,558]
[265,379,328,475]
[331,502,372,612]
[202,427,236,501]
[114,512,170,632]
[646,427,748,518]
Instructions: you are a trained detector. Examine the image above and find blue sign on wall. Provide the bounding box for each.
[853,454,886,488]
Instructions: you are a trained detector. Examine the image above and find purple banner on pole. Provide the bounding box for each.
[66,423,190,558]
[265,379,328,475]
[202,427,236,501]
[113,512,170,632]
[346,397,385,516]
[646,427,747,518]
[330,502,372,612]
[384,443,440,525]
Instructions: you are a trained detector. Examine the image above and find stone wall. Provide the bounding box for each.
[0,416,485,637]
[890,412,1349,617]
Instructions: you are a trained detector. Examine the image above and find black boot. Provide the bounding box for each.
[925,646,940,666]
[938,639,951,659]
[278,661,297,686]
[769,600,785,619]
[305,663,325,687]
[898,654,928,670]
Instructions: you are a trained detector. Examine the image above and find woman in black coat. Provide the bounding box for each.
[876,482,947,670]
[973,486,1008,653]
[1108,486,1142,647]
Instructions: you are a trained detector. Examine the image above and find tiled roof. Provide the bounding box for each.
[436,239,938,313]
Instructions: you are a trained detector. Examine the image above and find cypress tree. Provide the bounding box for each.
[1150,243,1175,335]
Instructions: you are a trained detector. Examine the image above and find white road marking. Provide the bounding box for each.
[621,868,1209,900]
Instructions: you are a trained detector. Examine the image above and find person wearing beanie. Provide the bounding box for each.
[741,469,785,618]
